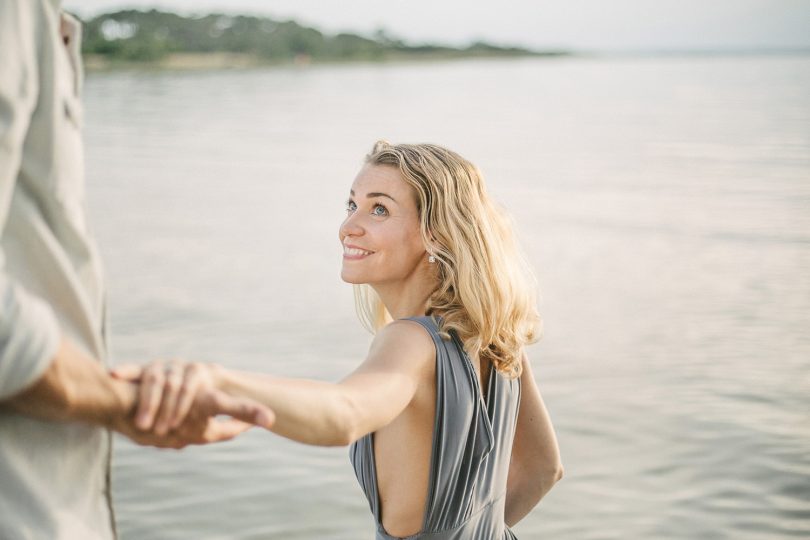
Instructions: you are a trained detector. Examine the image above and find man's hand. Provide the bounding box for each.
[110,361,275,449]
[112,403,256,450]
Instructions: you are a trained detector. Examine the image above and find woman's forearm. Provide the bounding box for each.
[218,369,357,446]
[212,321,430,447]
[504,355,564,526]
[504,466,564,527]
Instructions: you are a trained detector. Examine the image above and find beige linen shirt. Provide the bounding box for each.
[0,0,115,538]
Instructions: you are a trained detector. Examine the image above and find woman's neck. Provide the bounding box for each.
[372,273,436,321]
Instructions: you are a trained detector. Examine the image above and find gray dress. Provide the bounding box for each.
[350,316,521,539]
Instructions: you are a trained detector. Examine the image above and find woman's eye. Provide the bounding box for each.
[372,204,389,217]
[346,200,357,212]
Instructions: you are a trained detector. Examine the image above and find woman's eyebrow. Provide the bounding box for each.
[349,189,397,203]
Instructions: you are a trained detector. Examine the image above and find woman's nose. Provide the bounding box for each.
[340,212,364,239]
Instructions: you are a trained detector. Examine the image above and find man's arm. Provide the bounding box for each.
[4,338,137,428]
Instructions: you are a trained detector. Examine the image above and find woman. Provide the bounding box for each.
[118,141,563,539]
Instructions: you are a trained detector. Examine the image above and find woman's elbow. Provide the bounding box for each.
[533,463,564,494]
[313,420,355,447]
[331,394,362,446]
[335,419,359,447]
[324,432,355,447]
[547,463,564,485]
[505,463,564,526]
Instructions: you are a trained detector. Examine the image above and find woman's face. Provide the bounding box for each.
[339,164,427,286]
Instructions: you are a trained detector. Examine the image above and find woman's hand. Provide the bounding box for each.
[111,360,275,448]
[113,361,218,434]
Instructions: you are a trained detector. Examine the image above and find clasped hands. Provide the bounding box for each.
[110,361,274,449]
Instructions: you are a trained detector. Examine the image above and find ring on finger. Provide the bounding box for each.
[163,364,184,386]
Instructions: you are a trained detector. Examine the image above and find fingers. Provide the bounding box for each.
[114,412,188,449]
[136,361,166,430]
[209,390,275,429]
[153,361,186,436]
[125,360,273,446]
[110,363,144,382]
[168,363,207,430]
[203,419,254,443]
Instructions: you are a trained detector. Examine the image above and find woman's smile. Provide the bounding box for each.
[343,243,375,260]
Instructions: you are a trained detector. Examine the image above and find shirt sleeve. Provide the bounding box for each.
[0,0,62,401]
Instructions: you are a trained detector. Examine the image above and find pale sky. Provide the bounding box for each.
[64,0,810,52]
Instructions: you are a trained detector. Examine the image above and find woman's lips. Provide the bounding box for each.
[343,244,374,260]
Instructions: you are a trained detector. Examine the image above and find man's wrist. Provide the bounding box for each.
[5,338,142,430]
[103,379,138,431]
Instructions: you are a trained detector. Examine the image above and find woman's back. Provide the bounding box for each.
[350,316,521,539]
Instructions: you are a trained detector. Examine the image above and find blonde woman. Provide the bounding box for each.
[116,141,564,539]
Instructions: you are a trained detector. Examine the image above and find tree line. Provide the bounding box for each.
[79,10,566,63]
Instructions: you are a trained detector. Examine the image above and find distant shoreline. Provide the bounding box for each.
[81,48,810,73]
[82,50,569,72]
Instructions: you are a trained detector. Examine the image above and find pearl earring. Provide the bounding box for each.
[428,255,436,263]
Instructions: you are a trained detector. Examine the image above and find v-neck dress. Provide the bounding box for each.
[350,316,522,539]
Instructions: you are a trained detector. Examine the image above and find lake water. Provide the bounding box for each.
[81,54,810,539]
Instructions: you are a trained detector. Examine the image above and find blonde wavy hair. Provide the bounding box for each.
[353,140,541,378]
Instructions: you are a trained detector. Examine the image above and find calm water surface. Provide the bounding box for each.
[82,55,810,539]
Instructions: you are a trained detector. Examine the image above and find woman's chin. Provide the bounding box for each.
[340,269,364,284]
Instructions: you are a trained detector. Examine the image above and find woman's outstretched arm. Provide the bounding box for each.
[504,354,564,526]
[117,319,435,447]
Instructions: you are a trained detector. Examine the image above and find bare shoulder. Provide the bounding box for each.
[365,319,436,375]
